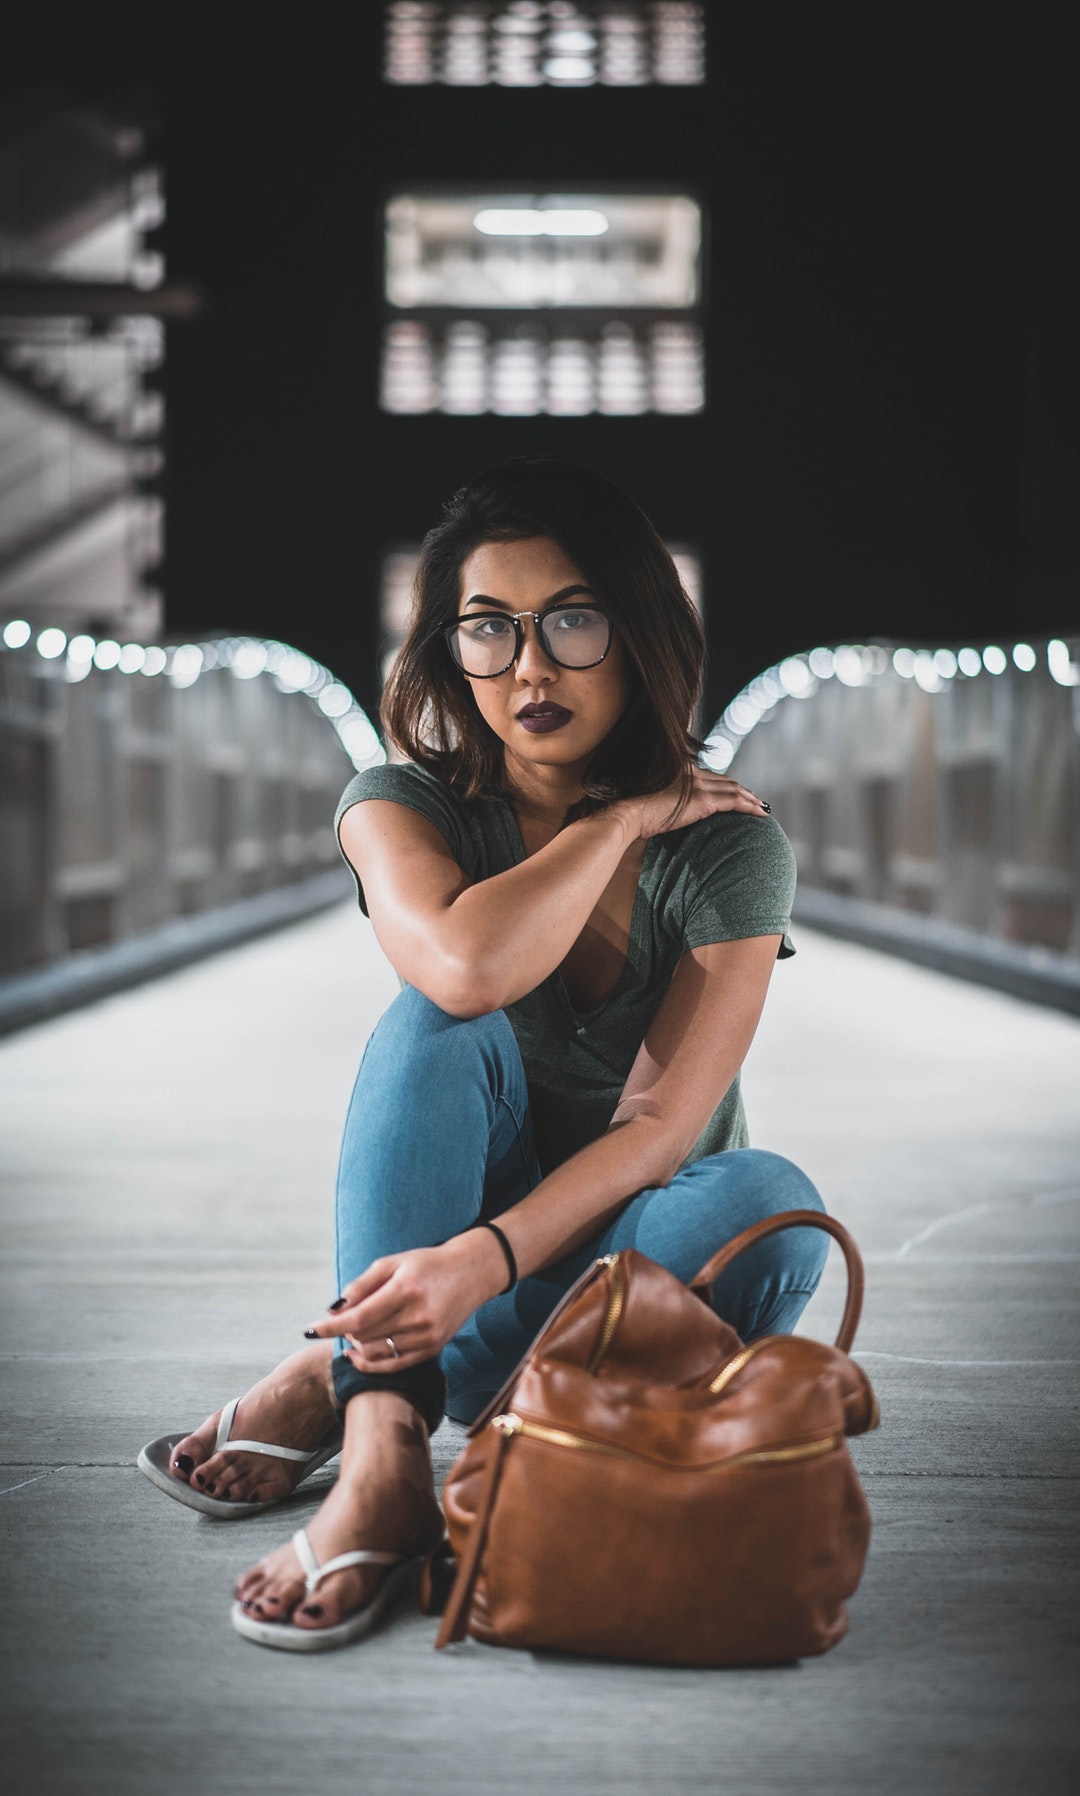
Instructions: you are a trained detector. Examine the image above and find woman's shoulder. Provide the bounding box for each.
[667,808,796,882]
[335,759,467,834]
[656,810,797,956]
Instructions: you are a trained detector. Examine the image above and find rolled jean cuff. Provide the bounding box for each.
[331,1350,446,1434]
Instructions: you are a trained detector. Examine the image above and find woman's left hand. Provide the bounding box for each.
[304,1232,506,1371]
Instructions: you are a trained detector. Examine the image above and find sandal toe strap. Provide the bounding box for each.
[214,1398,320,1463]
[290,1529,405,1595]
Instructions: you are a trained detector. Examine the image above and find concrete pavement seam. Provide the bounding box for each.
[0,1466,66,1497]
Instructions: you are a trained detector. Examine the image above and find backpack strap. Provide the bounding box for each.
[689,1209,865,1353]
[435,1420,514,1649]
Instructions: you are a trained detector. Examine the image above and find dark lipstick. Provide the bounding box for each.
[516,702,572,734]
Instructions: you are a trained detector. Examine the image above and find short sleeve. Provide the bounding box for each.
[679,813,797,958]
[335,763,471,915]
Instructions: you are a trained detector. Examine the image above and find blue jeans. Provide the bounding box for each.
[332,986,828,1428]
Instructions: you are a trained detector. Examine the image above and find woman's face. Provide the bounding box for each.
[456,536,632,782]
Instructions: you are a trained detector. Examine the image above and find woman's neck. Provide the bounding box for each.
[503,751,586,837]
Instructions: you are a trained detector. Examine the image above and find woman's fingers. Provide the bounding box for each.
[303,1256,403,1338]
[336,1273,420,1343]
[307,1265,421,1344]
[343,1326,427,1366]
[630,769,770,839]
[336,1256,398,1308]
[340,1317,432,1373]
[694,770,763,802]
[308,1238,502,1365]
[691,772,769,815]
[343,1339,428,1373]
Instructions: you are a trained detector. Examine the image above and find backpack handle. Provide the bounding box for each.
[689,1209,865,1354]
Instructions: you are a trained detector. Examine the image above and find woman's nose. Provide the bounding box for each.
[514,618,557,682]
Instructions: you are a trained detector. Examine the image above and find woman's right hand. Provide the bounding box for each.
[619,766,771,840]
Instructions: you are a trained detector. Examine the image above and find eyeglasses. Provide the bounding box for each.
[441,604,613,680]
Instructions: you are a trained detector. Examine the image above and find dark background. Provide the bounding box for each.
[31,12,1080,723]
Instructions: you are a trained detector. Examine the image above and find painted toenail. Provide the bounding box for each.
[193,1474,205,1486]
[303,1328,319,1339]
[328,1297,346,1311]
[300,1604,324,1618]
[174,1453,194,1473]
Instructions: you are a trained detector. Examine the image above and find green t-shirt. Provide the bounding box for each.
[335,763,795,1175]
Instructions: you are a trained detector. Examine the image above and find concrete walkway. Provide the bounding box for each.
[1,905,1078,1795]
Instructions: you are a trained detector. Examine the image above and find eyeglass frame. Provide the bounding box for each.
[438,602,614,680]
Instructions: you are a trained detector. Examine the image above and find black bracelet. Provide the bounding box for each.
[471,1220,518,1294]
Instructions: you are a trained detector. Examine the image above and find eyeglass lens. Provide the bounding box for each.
[449,608,611,677]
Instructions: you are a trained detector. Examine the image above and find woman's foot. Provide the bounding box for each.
[233,1391,442,1633]
[170,1343,339,1505]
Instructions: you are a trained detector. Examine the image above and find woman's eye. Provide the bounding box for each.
[467,617,512,639]
[550,610,594,631]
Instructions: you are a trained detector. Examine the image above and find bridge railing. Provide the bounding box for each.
[705,637,1080,1007]
[0,623,382,985]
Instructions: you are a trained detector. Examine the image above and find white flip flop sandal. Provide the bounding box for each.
[230,1527,416,1652]
[136,1397,344,1520]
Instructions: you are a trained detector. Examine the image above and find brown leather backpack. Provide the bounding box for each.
[435,1210,878,1665]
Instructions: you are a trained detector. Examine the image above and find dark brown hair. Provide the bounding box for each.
[381,457,705,809]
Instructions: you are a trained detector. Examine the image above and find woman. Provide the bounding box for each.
[139,457,828,1651]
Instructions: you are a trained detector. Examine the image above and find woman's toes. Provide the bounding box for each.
[236,1543,306,1620]
[191,1448,229,1492]
[290,1569,378,1631]
[233,1564,264,1601]
[171,1420,217,1482]
[213,1462,246,1501]
[248,1592,291,1619]
[224,1462,265,1504]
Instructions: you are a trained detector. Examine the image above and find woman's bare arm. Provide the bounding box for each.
[478,931,783,1272]
[313,932,782,1364]
[339,768,770,1018]
[340,798,634,1017]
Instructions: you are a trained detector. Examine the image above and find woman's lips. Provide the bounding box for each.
[516,703,573,734]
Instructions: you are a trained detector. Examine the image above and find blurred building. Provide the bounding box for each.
[0,98,169,640]
[370,3,710,704]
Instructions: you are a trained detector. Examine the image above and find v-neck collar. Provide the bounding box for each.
[497,797,659,1025]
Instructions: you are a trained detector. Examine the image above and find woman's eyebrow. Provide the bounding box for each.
[463,584,597,611]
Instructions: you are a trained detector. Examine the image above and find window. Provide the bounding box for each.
[384,2,705,88]
[381,190,704,415]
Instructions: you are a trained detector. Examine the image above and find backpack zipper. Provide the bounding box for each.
[490,1412,840,1470]
[707,1335,781,1395]
[585,1252,625,1374]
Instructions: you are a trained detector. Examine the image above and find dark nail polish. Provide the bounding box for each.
[328,1297,346,1312]
[173,1453,194,1474]
[219,1488,231,1501]
[303,1327,319,1339]
[300,1604,324,1618]
[205,1482,216,1494]
[193,1473,205,1487]
[760,801,771,814]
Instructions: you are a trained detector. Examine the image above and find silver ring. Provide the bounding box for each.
[385,1336,400,1359]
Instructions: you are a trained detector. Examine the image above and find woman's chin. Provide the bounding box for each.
[504,736,593,779]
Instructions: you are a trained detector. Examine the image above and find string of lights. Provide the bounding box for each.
[701,638,1080,771]
[0,619,385,773]
[4,615,1076,783]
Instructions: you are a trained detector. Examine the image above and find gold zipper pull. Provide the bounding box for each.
[597,1253,619,1268]
[491,1413,523,1436]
